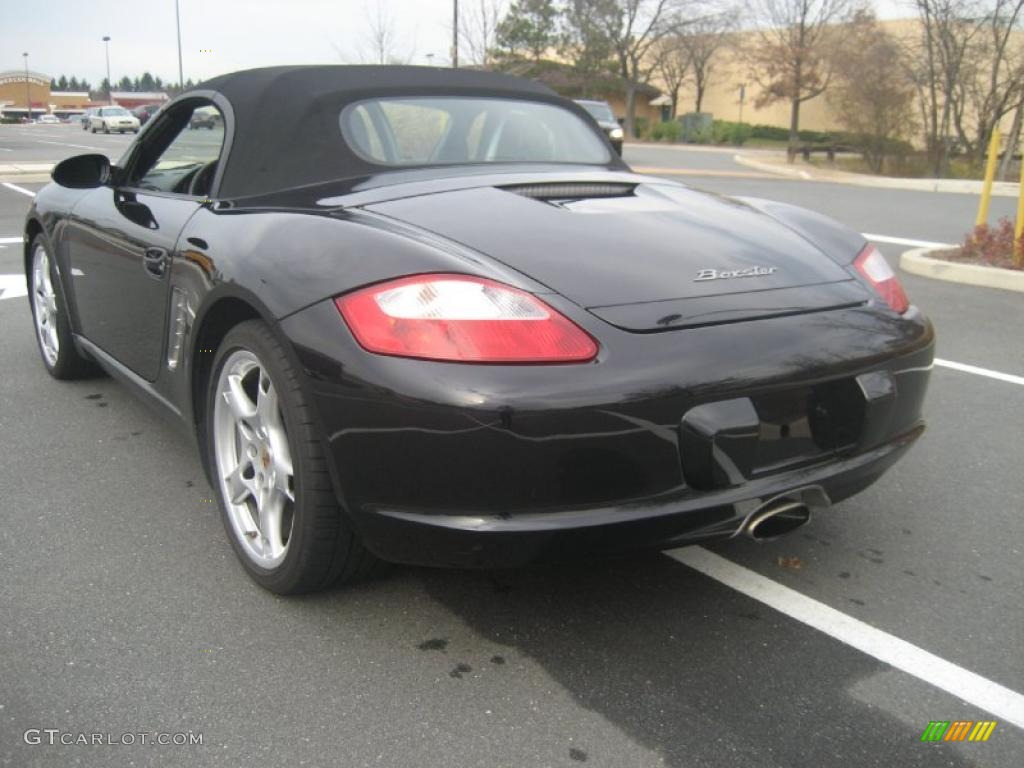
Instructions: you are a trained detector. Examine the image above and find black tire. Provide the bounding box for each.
[90,126,96,133]
[103,125,110,134]
[205,320,380,594]
[27,235,97,380]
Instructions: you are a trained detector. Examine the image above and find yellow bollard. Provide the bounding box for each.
[976,126,1001,227]
[1016,148,1024,266]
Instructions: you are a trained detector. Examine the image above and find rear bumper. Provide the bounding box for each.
[281,299,934,568]
[352,424,923,568]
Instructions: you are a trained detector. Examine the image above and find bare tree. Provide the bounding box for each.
[360,1,414,65]
[747,0,850,161]
[677,8,736,113]
[566,0,690,137]
[464,0,508,66]
[653,36,688,119]
[829,11,917,172]
[955,1,1024,165]
[907,0,990,175]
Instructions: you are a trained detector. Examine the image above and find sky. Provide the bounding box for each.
[3,0,912,89]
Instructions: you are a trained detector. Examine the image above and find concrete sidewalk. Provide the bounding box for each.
[734,151,1020,197]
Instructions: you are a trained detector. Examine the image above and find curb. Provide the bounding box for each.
[900,246,1024,292]
[0,174,50,184]
[734,154,1019,197]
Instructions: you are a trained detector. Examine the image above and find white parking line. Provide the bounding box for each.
[863,233,954,249]
[668,546,1024,730]
[0,237,23,244]
[935,358,1024,387]
[1,183,36,197]
[0,274,27,300]
[37,140,102,150]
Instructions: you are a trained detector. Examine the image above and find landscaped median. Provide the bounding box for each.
[734,152,1021,197]
[901,247,1024,293]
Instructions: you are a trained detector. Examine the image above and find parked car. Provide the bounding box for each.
[89,106,140,134]
[36,114,60,125]
[189,108,221,129]
[80,108,98,130]
[133,103,163,125]
[575,99,624,154]
[25,66,933,594]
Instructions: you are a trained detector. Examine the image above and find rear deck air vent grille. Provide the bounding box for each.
[501,182,636,201]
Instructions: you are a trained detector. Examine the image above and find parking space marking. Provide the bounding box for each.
[2,182,36,197]
[0,237,23,244]
[37,140,102,150]
[935,358,1024,387]
[0,274,27,300]
[667,546,1024,730]
[863,233,954,249]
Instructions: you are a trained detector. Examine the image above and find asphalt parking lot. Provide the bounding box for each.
[1,125,1022,767]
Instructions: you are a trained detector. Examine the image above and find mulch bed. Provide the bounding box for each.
[930,248,1024,272]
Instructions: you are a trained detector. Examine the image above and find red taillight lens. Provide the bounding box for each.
[334,274,599,363]
[854,244,909,314]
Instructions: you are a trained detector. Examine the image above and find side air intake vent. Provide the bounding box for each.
[501,182,636,201]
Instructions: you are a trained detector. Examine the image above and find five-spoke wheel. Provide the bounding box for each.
[213,349,296,569]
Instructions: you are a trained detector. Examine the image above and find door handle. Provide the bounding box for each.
[143,247,169,278]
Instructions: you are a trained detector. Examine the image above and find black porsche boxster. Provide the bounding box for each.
[23,66,933,594]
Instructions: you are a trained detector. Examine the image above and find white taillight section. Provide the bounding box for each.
[854,244,909,314]
[335,274,599,363]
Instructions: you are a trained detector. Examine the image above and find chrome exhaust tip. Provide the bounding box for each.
[744,500,812,541]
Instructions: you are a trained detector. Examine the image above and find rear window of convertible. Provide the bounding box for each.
[340,97,611,167]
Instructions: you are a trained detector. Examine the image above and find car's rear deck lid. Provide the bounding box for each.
[588,280,870,331]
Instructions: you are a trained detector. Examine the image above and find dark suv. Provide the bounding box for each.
[575,99,624,154]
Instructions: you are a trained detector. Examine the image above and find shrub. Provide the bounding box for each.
[712,120,753,146]
[633,116,650,139]
[960,217,1023,267]
[649,120,682,142]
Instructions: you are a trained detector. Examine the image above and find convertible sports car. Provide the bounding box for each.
[24,66,933,594]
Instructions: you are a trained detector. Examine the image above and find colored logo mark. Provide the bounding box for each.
[920,720,996,742]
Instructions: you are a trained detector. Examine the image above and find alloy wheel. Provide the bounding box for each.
[212,350,296,569]
[31,245,59,367]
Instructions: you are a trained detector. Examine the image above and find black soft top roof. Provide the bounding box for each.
[196,65,584,199]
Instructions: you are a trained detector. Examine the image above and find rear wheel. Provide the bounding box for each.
[28,237,96,379]
[207,320,379,594]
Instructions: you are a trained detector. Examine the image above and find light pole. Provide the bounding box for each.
[175,0,184,89]
[102,36,112,104]
[451,0,458,68]
[22,52,31,122]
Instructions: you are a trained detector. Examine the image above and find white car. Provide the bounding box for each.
[36,114,60,124]
[89,106,140,134]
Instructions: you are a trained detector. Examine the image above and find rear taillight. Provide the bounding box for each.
[334,274,599,363]
[854,244,909,314]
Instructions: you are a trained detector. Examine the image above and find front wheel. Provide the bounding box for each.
[28,236,96,379]
[206,320,380,594]
[103,125,110,134]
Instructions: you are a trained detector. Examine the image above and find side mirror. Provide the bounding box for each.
[51,154,111,189]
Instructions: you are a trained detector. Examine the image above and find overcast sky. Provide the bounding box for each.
[4,0,911,88]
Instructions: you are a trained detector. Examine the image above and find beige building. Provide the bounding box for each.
[651,17,1020,139]
[0,70,96,119]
